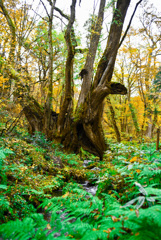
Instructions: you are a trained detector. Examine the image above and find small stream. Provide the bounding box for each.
[82,159,99,195]
[81,181,98,195]
[51,181,98,198]
[51,159,99,198]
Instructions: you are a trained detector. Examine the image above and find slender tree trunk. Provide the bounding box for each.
[156,127,160,151]
[141,103,147,138]
[151,107,158,138]
[43,0,56,138]
[128,102,140,136]
[146,115,153,138]
[107,97,121,142]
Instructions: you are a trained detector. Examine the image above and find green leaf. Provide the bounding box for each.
[122,198,138,208]
[0,184,7,189]
[135,182,147,196]
[135,196,145,209]
[0,150,6,159]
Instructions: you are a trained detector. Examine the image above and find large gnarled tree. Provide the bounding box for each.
[0,0,142,159]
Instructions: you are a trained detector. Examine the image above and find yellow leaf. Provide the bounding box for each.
[94,215,99,220]
[111,216,119,222]
[62,192,69,198]
[103,227,115,233]
[47,224,51,230]
[68,235,74,238]
[130,156,137,162]
[135,232,140,236]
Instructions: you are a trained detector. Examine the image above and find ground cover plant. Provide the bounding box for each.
[0,130,161,239]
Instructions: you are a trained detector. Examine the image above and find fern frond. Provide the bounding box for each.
[0,218,36,240]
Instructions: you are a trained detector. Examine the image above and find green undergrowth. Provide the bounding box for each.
[0,132,161,239]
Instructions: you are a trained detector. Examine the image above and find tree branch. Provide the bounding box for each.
[77,0,106,107]
[119,0,143,48]
[40,0,50,19]
[54,7,69,20]
[93,0,131,88]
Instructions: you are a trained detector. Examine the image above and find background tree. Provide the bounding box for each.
[103,1,161,141]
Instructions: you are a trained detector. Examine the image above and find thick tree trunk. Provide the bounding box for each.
[73,0,131,158]
[57,0,76,133]
[61,113,107,159]
[19,85,126,159]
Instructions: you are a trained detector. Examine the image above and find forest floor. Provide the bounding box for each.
[0,130,161,239]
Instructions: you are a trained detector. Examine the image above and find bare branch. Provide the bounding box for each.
[40,0,50,19]
[53,14,66,25]
[119,0,143,48]
[31,8,47,21]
